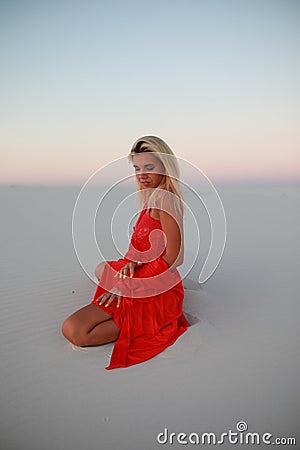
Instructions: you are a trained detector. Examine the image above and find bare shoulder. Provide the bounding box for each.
[158,208,182,232]
[149,208,160,221]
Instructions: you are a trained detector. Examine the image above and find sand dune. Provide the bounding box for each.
[0,184,299,450]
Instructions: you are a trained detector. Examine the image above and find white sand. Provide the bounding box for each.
[0,184,299,450]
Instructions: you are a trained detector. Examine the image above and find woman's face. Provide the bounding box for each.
[132,152,165,189]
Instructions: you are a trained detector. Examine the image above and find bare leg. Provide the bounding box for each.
[94,261,106,281]
[62,304,120,347]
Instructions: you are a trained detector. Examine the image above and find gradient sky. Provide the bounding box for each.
[0,0,299,186]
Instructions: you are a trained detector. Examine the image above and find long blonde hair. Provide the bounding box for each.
[128,135,183,216]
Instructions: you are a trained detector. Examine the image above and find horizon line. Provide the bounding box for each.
[1,177,300,189]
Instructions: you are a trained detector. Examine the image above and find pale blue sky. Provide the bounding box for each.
[1,0,299,185]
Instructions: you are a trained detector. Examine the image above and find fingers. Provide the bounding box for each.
[114,265,128,279]
[129,263,134,278]
[97,292,109,306]
[98,292,114,307]
[121,265,129,278]
[114,262,137,279]
[97,290,122,308]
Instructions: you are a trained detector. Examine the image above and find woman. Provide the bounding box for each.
[62,136,190,369]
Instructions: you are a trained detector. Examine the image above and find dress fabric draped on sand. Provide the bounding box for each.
[91,206,189,370]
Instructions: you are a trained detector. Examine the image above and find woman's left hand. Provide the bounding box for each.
[115,261,142,279]
[97,287,123,308]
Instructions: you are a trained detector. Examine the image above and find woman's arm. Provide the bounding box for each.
[158,209,184,269]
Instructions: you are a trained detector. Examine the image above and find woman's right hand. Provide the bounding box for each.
[114,261,142,279]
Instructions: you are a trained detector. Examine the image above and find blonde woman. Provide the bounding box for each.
[62,136,190,369]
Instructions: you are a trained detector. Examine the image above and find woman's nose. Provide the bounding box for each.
[138,170,149,178]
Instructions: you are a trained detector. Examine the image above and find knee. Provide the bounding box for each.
[94,261,106,280]
[61,317,82,346]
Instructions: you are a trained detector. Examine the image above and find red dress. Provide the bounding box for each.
[91,205,190,370]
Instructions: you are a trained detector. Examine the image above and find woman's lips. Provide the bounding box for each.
[140,181,151,187]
